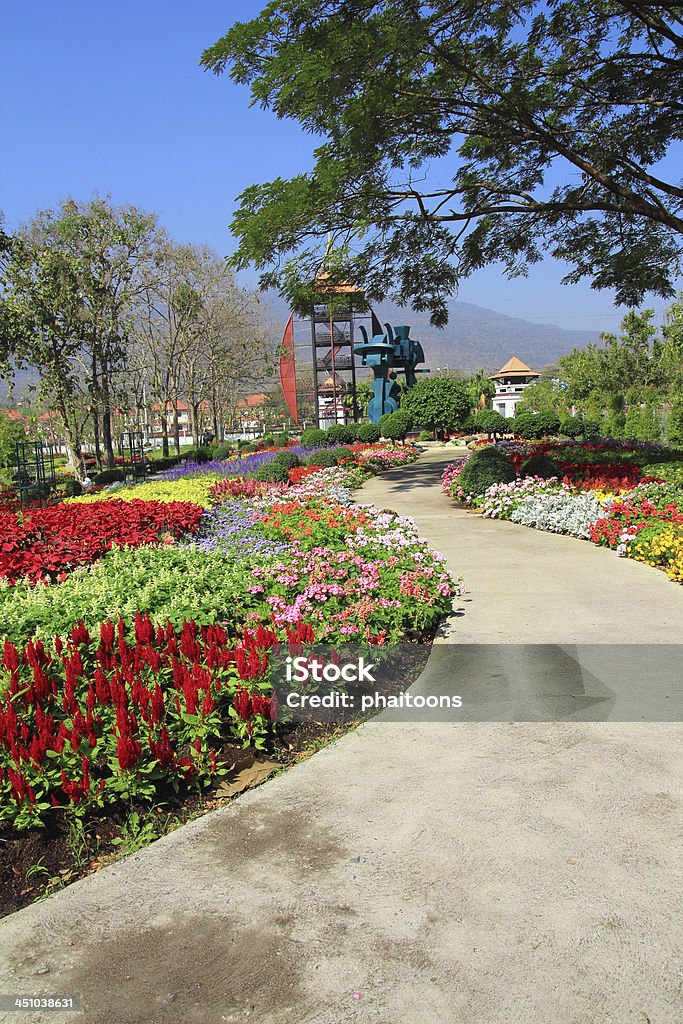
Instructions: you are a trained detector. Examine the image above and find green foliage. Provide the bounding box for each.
[202,4,683,323]
[379,409,412,441]
[520,454,560,479]
[186,446,213,464]
[559,416,583,439]
[356,422,380,443]
[62,479,82,498]
[666,402,683,447]
[93,468,125,486]
[457,448,516,496]
[273,449,300,469]
[253,462,290,483]
[560,309,666,413]
[0,412,27,468]
[331,446,353,462]
[418,429,433,441]
[212,443,233,459]
[402,377,469,438]
[515,379,568,417]
[325,423,354,445]
[512,411,560,439]
[306,449,338,467]
[463,369,496,411]
[301,427,326,447]
[0,546,254,646]
[473,409,507,437]
[625,404,662,442]
[274,431,291,446]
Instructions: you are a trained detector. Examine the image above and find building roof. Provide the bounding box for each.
[235,393,266,409]
[490,356,540,379]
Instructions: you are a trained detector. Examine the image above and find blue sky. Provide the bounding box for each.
[1,1,675,336]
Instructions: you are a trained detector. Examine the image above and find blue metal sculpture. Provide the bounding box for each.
[354,323,428,423]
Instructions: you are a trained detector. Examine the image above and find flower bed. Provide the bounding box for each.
[0,500,203,585]
[0,443,456,845]
[442,442,683,583]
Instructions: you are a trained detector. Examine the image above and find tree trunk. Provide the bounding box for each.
[173,401,181,456]
[189,402,199,448]
[92,402,103,471]
[59,405,85,483]
[161,408,169,458]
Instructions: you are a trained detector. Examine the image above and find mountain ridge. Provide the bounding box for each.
[266,294,598,373]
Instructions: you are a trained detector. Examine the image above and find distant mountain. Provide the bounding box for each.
[264,294,598,374]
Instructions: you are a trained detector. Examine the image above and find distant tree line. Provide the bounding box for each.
[0,198,275,479]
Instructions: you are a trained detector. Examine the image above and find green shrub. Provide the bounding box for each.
[457,448,516,496]
[274,432,291,447]
[418,429,433,441]
[520,453,560,479]
[63,479,82,498]
[559,416,583,439]
[582,418,602,440]
[474,409,507,437]
[252,462,290,483]
[344,423,360,440]
[325,423,354,445]
[306,449,338,468]
[93,468,125,486]
[151,456,181,472]
[273,450,300,470]
[331,446,353,463]
[261,434,276,447]
[212,443,233,459]
[301,427,327,447]
[379,410,412,441]
[356,423,380,443]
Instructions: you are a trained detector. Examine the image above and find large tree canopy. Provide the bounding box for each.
[203,1,683,325]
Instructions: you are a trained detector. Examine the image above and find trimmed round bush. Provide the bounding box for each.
[212,443,233,459]
[253,463,290,484]
[379,409,412,441]
[325,423,354,445]
[520,453,560,479]
[93,468,125,486]
[559,416,582,439]
[536,412,561,437]
[63,479,82,497]
[306,449,338,468]
[273,450,300,470]
[356,423,380,443]
[474,409,507,437]
[456,449,516,496]
[332,446,353,463]
[474,444,505,459]
[186,446,212,464]
[344,423,360,440]
[301,427,326,447]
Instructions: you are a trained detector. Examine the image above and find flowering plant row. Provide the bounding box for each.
[446,452,683,582]
[0,613,320,829]
[0,500,203,586]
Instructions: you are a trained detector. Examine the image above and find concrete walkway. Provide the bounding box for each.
[0,448,681,1024]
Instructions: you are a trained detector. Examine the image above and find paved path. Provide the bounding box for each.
[0,448,681,1024]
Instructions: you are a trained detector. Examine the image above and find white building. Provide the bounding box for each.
[490,357,541,418]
